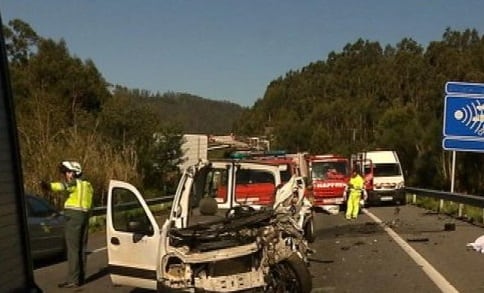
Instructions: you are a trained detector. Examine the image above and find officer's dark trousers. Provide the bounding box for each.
[64,209,89,284]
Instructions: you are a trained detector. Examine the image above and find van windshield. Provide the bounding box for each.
[373,163,401,176]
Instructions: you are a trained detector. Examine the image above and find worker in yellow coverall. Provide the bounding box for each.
[344,168,367,220]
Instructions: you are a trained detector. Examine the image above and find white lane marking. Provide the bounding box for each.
[362,208,459,293]
[88,246,107,253]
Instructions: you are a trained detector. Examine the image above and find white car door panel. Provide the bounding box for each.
[107,180,161,290]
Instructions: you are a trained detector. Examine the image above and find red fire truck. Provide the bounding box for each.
[215,159,283,205]
[216,151,301,206]
[306,154,350,211]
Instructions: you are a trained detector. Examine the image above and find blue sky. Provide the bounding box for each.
[1,1,484,107]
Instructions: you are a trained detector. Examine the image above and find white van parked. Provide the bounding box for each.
[353,150,405,206]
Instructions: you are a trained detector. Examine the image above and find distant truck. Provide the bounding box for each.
[286,152,309,178]
[352,150,405,206]
[179,134,208,171]
[306,154,350,213]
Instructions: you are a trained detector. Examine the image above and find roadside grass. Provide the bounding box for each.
[409,194,484,226]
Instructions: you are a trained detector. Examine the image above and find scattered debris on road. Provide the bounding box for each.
[406,237,429,242]
[444,222,456,231]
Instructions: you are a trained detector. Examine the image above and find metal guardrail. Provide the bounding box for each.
[90,195,174,216]
[405,186,484,223]
[405,187,484,208]
[88,188,484,219]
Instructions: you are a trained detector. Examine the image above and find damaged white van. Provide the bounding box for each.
[106,159,312,292]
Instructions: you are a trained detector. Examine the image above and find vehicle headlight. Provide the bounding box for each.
[396,181,405,189]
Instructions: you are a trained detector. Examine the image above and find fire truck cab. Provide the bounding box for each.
[217,152,302,206]
[306,154,350,213]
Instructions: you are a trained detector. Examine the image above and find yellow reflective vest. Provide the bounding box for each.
[348,174,365,197]
[50,179,93,212]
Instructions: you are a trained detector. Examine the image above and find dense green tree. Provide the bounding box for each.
[143,126,184,195]
[3,19,38,65]
[235,28,484,195]
[5,19,243,206]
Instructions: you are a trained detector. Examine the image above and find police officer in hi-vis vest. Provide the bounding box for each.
[41,161,93,288]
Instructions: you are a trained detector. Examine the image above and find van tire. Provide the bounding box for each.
[304,219,315,243]
[394,194,407,206]
[267,254,312,293]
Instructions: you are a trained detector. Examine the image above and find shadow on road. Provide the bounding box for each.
[84,266,109,285]
[314,221,385,241]
[308,257,335,264]
[33,254,66,269]
[34,250,95,270]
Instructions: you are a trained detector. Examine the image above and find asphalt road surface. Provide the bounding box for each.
[33,204,484,292]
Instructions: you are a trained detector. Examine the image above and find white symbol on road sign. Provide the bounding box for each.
[479,127,484,136]
[453,102,484,136]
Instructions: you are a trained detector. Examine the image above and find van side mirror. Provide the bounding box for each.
[127,220,154,243]
[127,220,152,237]
[132,232,144,243]
[173,205,182,217]
[127,221,144,233]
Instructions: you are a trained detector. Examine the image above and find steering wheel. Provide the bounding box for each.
[225,205,256,219]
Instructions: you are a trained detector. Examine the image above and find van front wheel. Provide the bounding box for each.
[266,254,312,293]
[304,219,315,243]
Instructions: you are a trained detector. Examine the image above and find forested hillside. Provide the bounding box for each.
[235,28,484,194]
[6,17,484,201]
[136,90,244,134]
[4,19,243,207]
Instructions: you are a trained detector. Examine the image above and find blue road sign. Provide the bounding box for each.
[446,81,484,95]
[443,95,484,138]
[442,137,484,152]
[443,82,484,152]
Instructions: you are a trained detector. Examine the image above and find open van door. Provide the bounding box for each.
[106,180,161,290]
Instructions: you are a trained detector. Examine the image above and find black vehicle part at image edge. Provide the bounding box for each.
[0,11,42,292]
